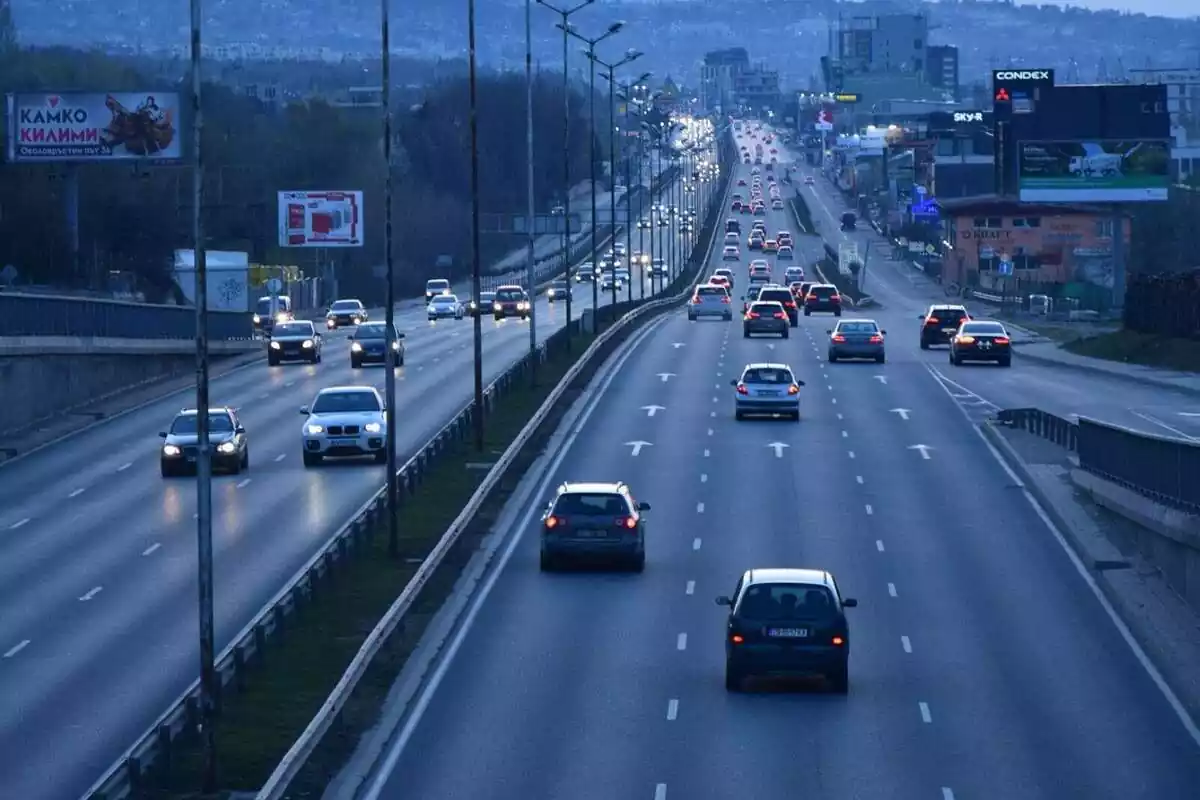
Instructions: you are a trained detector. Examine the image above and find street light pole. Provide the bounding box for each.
[382,0,399,555]
[188,0,216,790]
[535,0,594,353]
[609,73,649,306]
[524,0,537,385]
[468,0,485,450]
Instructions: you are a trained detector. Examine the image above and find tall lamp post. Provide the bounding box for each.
[523,0,537,385]
[605,70,651,305]
[560,20,624,335]
[468,0,485,449]
[535,0,594,353]
[381,0,399,556]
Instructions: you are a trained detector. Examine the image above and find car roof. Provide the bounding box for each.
[332,298,364,304]
[316,385,380,396]
[929,304,967,311]
[496,284,524,291]
[743,568,833,588]
[743,362,791,371]
[556,481,628,495]
[177,407,234,417]
[426,278,449,284]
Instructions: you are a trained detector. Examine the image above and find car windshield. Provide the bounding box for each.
[933,308,968,321]
[759,290,792,303]
[496,289,524,301]
[737,583,838,621]
[554,493,630,516]
[433,295,458,304]
[330,300,361,311]
[312,391,381,414]
[256,298,290,314]
[837,321,879,334]
[742,368,793,384]
[963,322,1006,335]
[354,324,391,340]
[480,293,495,302]
[273,323,314,336]
[171,413,234,435]
[696,286,727,297]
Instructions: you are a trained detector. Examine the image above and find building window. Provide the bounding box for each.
[972,217,1002,229]
[1095,219,1114,237]
[1012,217,1041,228]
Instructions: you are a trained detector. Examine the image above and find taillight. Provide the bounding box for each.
[832,334,846,342]
[832,636,845,646]
[957,335,975,344]
[774,312,786,320]
[735,384,749,395]
[868,334,883,343]
[787,384,800,395]
[830,294,841,303]
[785,301,796,308]
[731,634,745,644]
[617,516,638,530]
[994,336,1010,345]
[721,296,731,303]
[926,316,939,324]
[748,312,760,319]
[544,515,560,529]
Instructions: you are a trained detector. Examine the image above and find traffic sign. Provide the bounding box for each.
[998,259,1013,276]
[266,277,283,293]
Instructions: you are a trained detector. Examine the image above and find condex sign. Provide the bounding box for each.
[994,71,1052,81]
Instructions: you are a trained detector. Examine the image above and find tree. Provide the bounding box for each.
[0,0,15,56]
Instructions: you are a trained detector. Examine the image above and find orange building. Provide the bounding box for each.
[939,196,1131,293]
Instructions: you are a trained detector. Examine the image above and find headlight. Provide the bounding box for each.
[276,313,289,322]
[392,340,400,350]
[252,314,261,324]
[364,422,383,433]
[217,441,236,454]
[547,289,555,297]
[306,424,324,434]
[162,444,181,456]
[269,341,281,349]
[518,302,529,310]
[326,318,336,328]
[302,339,314,348]
[493,303,502,311]
[351,342,363,352]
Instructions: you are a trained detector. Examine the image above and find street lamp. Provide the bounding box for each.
[605,70,651,306]
[591,49,643,316]
[468,0,485,449]
[535,0,594,353]
[381,0,399,553]
[560,19,624,335]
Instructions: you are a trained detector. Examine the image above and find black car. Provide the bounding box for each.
[802,284,842,316]
[267,320,323,365]
[717,568,856,693]
[949,320,1012,367]
[350,322,406,368]
[918,304,970,348]
[840,211,856,231]
[467,292,496,316]
[756,286,799,327]
[160,407,248,477]
[546,280,571,304]
[325,298,367,329]
[539,481,650,571]
[252,295,293,335]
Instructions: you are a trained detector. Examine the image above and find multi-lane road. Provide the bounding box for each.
[360,128,1200,799]
[0,129,716,800]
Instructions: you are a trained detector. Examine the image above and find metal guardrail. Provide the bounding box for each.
[81,146,720,800]
[0,292,253,341]
[994,407,1199,512]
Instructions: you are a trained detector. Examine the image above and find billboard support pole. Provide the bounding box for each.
[64,164,81,284]
[1111,206,1126,310]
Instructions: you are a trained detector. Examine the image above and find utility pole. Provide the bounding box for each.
[382,0,399,555]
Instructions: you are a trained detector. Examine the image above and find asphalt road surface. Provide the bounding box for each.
[363,133,1200,800]
[0,155,714,799]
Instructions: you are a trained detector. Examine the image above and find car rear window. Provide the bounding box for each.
[837,321,878,334]
[750,266,769,274]
[553,493,630,516]
[809,285,837,297]
[737,583,837,621]
[932,308,967,321]
[742,367,793,384]
[496,289,524,301]
[962,322,1005,335]
[758,289,792,303]
[750,302,783,314]
[696,286,727,297]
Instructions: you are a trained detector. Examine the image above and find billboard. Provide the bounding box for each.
[278,191,364,248]
[6,92,182,162]
[1018,140,1170,202]
[815,108,833,131]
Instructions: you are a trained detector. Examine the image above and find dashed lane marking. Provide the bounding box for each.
[696,502,705,513]
[8,518,30,530]
[876,539,885,552]
[142,543,161,556]
[848,451,855,459]
[654,784,667,800]
[3,640,30,658]
[274,453,286,462]
[117,462,132,472]
[68,488,86,498]
[667,699,679,720]
[919,702,932,723]
[236,478,252,489]
[901,635,912,653]
[676,633,688,651]
[686,580,695,595]
[865,504,874,515]
[79,586,103,602]
[856,475,864,484]
[692,538,702,551]
[888,582,898,597]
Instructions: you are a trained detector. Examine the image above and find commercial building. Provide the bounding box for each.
[735,65,782,114]
[1129,67,1200,181]
[925,45,960,101]
[701,48,749,113]
[820,13,955,105]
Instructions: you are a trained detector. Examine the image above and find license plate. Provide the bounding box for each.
[186,455,196,462]
[980,342,992,348]
[576,529,607,538]
[331,438,357,445]
[767,628,808,638]
[756,391,780,397]
[943,327,957,333]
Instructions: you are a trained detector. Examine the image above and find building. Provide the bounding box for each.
[925,45,960,102]
[735,65,782,114]
[701,48,749,113]
[821,13,951,105]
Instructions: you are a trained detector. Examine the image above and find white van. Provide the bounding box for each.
[425,278,451,302]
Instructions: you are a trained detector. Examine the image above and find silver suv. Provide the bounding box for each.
[688,284,733,321]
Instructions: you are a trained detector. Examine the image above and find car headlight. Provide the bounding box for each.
[326,318,336,328]
[276,313,289,322]
[217,441,236,454]
[364,422,383,433]
[252,314,261,324]
[351,342,363,352]
[270,341,281,349]
[306,424,324,434]
[302,339,314,348]
[493,303,502,311]
[162,444,181,456]
[392,340,400,350]
[547,289,555,297]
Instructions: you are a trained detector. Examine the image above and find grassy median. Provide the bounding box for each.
[151,333,598,798]
[789,194,819,236]
[1062,329,1200,373]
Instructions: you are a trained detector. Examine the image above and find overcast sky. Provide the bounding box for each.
[1015,0,1195,19]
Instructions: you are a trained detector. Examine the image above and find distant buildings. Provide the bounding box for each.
[820,13,959,106]
[700,47,781,114]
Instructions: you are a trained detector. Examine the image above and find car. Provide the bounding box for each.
[737,178,747,186]
[350,321,406,368]
[325,298,367,329]
[708,274,731,291]
[600,271,623,292]
[751,220,767,234]
[794,281,815,301]
[722,245,740,262]
[743,300,789,339]
[777,231,793,246]
[753,204,767,216]
[612,242,626,257]
[575,263,595,282]
[300,386,389,466]
[637,217,653,229]
[712,267,735,287]
[803,284,842,316]
[650,258,669,277]
[268,320,323,365]
[919,304,971,348]
[750,166,760,175]
[804,176,814,185]
[765,161,775,171]
[425,278,451,303]
[777,245,794,260]
[730,362,803,420]
[787,281,807,300]
[427,293,464,320]
[467,291,495,317]
[840,212,856,231]
[741,286,762,314]
[724,232,740,246]
[756,286,799,326]
[771,199,784,210]
[784,266,805,283]
[546,280,571,303]
[253,295,293,335]
[731,200,743,212]
[949,320,1012,367]
[160,406,248,477]
[494,285,531,320]
[828,319,886,363]
[748,263,771,283]
[632,251,651,267]
[539,481,650,571]
[657,216,670,227]
[748,234,764,250]
[717,568,856,692]
[688,283,733,321]
[763,239,779,254]
[726,218,741,234]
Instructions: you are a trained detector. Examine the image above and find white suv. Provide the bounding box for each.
[300,386,388,467]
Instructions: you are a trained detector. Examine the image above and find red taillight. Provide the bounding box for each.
[994,336,1010,345]
[748,312,760,319]
[731,634,745,644]
[832,334,846,343]
[544,515,559,529]
[830,294,841,303]
[735,384,749,395]
[721,296,731,303]
[787,384,800,395]
[868,334,883,343]
[617,516,638,530]
[832,636,844,646]
[785,301,796,308]
[926,316,939,324]
[774,312,786,320]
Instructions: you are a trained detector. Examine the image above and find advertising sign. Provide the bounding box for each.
[6,91,183,163]
[278,191,364,248]
[815,108,833,131]
[953,111,984,124]
[834,92,861,104]
[1018,140,1170,202]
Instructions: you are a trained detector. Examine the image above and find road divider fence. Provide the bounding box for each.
[82,133,729,800]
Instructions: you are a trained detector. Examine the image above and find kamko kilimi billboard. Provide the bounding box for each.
[6,91,183,162]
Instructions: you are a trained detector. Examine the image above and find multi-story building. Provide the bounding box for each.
[820,13,950,106]
[925,45,960,102]
[1129,67,1200,181]
[701,48,749,112]
[736,65,782,114]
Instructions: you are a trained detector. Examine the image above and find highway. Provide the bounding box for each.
[0,125,715,800]
[362,127,1200,800]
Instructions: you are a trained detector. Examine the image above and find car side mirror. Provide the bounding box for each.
[826,329,832,334]
[842,598,858,608]
[715,596,732,606]
[729,379,738,386]
[299,406,310,415]
[235,426,246,434]
[917,314,925,320]
[397,332,406,339]
[637,501,651,511]
[881,330,887,335]
[159,431,167,438]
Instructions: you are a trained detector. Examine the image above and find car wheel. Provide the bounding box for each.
[782,329,789,339]
[302,452,322,467]
[790,319,798,328]
[999,357,1012,367]
[230,457,242,475]
[243,450,250,470]
[267,356,279,366]
[688,313,696,321]
[920,340,930,350]
[351,358,362,369]
[725,662,744,692]
[160,463,173,478]
[629,551,646,573]
[539,551,555,572]
[804,309,811,316]
[834,310,842,317]
[949,353,960,366]
[374,449,388,463]
[742,329,750,338]
[828,353,838,363]
[875,354,885,364]
[313,352,321,363]
[828,663,849,694]
[398,355,405,367]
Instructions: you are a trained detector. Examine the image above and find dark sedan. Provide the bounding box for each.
[350,322,406,368]
[160,407,248,477]
[949,320,1012,367]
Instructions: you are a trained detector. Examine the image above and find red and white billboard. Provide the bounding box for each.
[277,190,364,248]
[815,108,834,132]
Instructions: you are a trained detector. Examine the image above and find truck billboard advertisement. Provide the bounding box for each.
[277,190,364,248]
[1017,140,1170,202]
[5,91,182,162]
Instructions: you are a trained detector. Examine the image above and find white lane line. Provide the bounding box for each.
[888,582,898,597]
[274,453,286,462]
[901,635,913,653]
[655,784,667,800]
[692,537,702,551]
[831,397,837,404]
[3,639,30,658]
[68,488,86,498]
[865,504,874,515]
[703,448,710,457]
[836,413,843,420]
[79,586,103,602]
[707,429,713,437]
[710,411,716,418]
[876,539,885,552]
[714,383,721,390]
[700,473,708,483]
[1132,410,1200,441]
[856,475,864,484]
[284,380,295,388]
[919,702,932,723]
[712,396,718,403]
[667,698,679,720]
[848,450,855,459]
[942,789,956,800]
[8,518,30,530]
[117,462,132,472]
[676,633,688,651]
[696,502,705,513]
[841,430,848,438]
[142,543,161,556]
[827,383,833,390]
[236,478,252,489]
